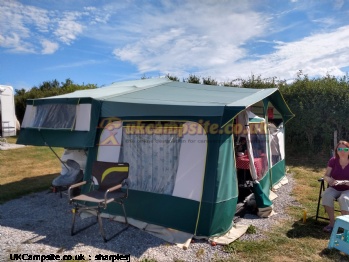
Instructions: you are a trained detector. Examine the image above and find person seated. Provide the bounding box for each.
[322,140,349,232]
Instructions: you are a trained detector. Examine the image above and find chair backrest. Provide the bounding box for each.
[91,161,129,191]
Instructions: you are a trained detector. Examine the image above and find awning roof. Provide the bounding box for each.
[37,78,293,123]
[45,78,273,106]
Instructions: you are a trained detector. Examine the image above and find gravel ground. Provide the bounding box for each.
[0,173,297,262]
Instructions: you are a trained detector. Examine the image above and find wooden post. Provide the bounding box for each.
[334,130,337,149]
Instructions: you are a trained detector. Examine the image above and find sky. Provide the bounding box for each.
[1,0,349,90]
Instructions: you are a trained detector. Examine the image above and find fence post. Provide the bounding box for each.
[334,130,337,148]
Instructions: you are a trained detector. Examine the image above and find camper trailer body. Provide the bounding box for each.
[0,85,17,137]
[18,78,294,237]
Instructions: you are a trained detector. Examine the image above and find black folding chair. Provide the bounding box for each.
[315,177,340,221]
[68,161,129,242]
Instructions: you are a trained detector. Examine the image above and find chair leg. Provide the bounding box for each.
[70,203,129,242]
[97,211,107,242]
[121,202,128,224]
[71,206,98,236]
[97,203,129,242]
[316,179,328,221]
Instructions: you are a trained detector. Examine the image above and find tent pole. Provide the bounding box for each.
[38,131,68,169]
[47,144,68,169]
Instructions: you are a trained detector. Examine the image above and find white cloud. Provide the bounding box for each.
[0,1,87,53]
[0,32,35,53]
[112,1,268,74]
[0,1,50,53]
[2,0,349,83]
[206,25,349,82]
[109,1,349,82]
[41,39,59,54]
[264,25,349,77]
[54,12,84,44]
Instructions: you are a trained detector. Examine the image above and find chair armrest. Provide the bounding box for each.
[68,181,87,202]
[317,177,327,190]
[107,184,122,193]
[70,181,87,189]
[104,184,122,203]
[103,181,129,205]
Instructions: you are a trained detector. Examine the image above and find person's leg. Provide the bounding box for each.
[338,190,349,215]
[322,187,341,227]
[324,206,336,227]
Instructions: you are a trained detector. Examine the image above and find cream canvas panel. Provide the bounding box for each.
[209,224,248,245]
[21,105,35,128]
[97,121,123,163]
[278,124,285,160]
[172,122,207,201]
[75,104,91,131]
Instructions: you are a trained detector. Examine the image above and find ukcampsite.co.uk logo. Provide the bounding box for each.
[97,118,267,146]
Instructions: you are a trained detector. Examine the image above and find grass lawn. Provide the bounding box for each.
[0,137,63,204]
[0,138,348,261]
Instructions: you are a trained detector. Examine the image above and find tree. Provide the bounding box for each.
[166,74,180,81]
[202,77,218,85]
[184,74,201,84]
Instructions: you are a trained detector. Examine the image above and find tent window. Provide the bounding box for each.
[119,122,182,195]
[250,121,268,179]
[234,110,269,180]
[267,103,285,166]
[31,104,76,129]
[269,122,283,166]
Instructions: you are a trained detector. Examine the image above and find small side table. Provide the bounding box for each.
[328,215,349,255]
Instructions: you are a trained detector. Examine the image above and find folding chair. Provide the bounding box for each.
[68,161,129,242]
[315,178,340,221]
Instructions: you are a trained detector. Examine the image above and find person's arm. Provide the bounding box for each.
[333,180,349,186]
[323,167,337,186]
[334,170,349,186]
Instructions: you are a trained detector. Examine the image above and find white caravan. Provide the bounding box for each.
[0,85,17,137]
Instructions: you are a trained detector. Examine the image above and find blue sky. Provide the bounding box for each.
[1,0,349,90]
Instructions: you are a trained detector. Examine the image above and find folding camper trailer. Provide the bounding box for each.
[17,78,293,239]
[0,85,17,137]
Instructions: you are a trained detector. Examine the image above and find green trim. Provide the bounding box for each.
[254,171,272,208]
[269,91,295,124]
[111,190,200,234]
[259,171,272,193]
[194,127,208,235]
[216,133,238,201]
[32,98,80,105]
[195,197,237,236]
[253,182,272,208]
[102,102,224,118]
[17,129,95,148]
[27,97,93,105]
[271,160,286,185]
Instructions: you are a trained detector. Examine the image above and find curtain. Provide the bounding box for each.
[119,128,182,195]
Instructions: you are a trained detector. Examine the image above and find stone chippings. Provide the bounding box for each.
[0,174,297,261]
